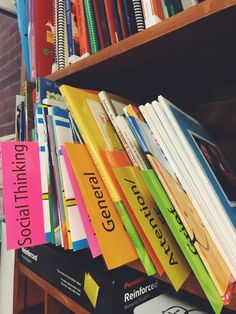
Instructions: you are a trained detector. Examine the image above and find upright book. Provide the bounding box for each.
[157,96,236,279]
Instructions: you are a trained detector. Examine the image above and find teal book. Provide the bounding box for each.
[141,169,224,314]
[83,0,100,54]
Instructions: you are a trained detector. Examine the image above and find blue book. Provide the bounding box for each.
[16,0,31,80]
[65,0,74,57]
[112,0,123,41]
[36,78,65,107]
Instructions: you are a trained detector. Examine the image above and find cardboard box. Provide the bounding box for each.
[18,245,172,314]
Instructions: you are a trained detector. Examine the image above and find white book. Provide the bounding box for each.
[98,91,139,166]
[141,0,162,28]
[114,115,148,170]
[181,0,198,10]
[155,96,236,277]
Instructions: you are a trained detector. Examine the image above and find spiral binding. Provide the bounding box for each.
[132,0,145,32]
[83,0,100,54]
[57,0,66,69]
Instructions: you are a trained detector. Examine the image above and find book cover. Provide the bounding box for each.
[59,85,156,275]
[83,0,101,54]
[31,0,54,79]
[114,166,191,291]
[142,169,224,313]
[157,96,236,278]
[62,145,100,257]
[63,143,138,269]
[1,142,45,249]
[36,77,65,106]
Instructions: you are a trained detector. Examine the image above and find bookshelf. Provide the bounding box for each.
[14,0,236,313]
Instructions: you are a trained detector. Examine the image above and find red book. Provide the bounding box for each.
[93,0,105,49]
[74,0,90,56]
[30,0,54,80]
[103,0,118,44]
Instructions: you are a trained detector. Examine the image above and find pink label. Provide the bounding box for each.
[1,142,45,249]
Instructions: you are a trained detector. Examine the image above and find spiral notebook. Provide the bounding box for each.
[54,0,69,70]
[83,0,100,54]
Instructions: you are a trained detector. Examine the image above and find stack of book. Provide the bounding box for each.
[15,0,202,80]
[1,77,236,313]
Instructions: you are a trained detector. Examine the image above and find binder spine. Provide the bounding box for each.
[83,0,100,54]
[132,0,145,32]
[57,0,66,69]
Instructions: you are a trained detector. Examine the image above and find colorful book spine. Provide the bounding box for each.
[75,0,90,57]
[93,0,105,49]
[122,0,138,36]
[116,0,128,38]
[112,0,123,41]
[83,0,101,54]
[96,0,111,47]
[103,0,119,44]
[132,0,145,32]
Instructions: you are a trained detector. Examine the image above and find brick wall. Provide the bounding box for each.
[0,12,21,137]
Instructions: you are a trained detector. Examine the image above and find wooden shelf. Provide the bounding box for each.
[14,261,90,314]
[47,0,236,104]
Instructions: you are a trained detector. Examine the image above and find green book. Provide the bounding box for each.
[83,0,100,54]
[142,169,223,314]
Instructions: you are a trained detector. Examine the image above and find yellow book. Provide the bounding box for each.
[60,85,157,275]
[60,85,122,202]
[114,166,191,291]
[64,143,138,269]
